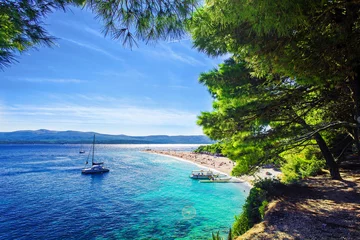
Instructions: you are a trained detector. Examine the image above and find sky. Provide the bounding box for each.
[0,7,226,136]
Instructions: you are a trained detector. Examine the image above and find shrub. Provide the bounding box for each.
[210,228,232,240]
[232,179,282,237]
[194,142,224,155]
[259,200,268,219]
[281,154,325,183]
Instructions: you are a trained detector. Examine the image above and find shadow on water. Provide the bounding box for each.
[80,172,109,184]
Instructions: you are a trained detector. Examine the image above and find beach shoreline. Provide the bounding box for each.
[143,150,281,188]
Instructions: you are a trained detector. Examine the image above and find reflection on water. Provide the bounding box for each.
[88,172,108,182]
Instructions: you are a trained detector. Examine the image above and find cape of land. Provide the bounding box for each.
[0,129,214,144]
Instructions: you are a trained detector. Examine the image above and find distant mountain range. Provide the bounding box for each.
[0,129,213,144]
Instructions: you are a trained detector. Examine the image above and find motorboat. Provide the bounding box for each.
[189,170,214,179]
[200,176,232,183]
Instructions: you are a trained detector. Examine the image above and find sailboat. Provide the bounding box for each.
[81,134,110,174]
[79,146,85,154]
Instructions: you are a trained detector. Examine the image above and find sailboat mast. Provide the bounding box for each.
[92,134,95,165]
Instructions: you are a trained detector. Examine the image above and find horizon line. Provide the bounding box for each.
[0,128,208,137]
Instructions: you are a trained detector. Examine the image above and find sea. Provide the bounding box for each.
[0,144,248,240]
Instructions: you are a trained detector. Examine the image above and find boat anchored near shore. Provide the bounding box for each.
[190,169,233,183]
[189,170,214,179]
[82,134,109,174]
[199,175,232,183]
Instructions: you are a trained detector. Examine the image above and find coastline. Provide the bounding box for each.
[144,150,257,188]
[147,151,232,175]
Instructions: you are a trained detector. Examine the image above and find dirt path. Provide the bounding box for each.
[238,169,360,240]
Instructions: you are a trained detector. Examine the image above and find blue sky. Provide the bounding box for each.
[0,7,225,135]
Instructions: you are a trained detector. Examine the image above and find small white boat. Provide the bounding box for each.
[189,170,214,179]
[82,134,109,174]
[79,150,85,154]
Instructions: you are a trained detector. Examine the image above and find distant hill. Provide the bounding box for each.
[0,129,213,144]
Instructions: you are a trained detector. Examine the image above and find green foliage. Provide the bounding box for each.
[194,142,224,155]
[281,148,325,183]
[189,0,360,180]
[195,59,346,179]
[0,0,77,68]
[258,200,268,219]
[211,231,221,240]
[227,228,232,240]
[189,0,360,83]
[0,0,199,68]
[87,0,199,47]
[210,228,232,240]
[232,179,282,237]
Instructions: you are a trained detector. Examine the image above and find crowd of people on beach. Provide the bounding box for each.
[144,149,282,184]
[144,149,235,175]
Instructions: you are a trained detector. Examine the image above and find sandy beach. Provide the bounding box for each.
[144,149,282,187]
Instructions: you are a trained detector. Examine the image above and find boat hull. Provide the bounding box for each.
[190,175,213,179]
[199,177,232,183]
[81,168,109,174]
[199,179,231,183]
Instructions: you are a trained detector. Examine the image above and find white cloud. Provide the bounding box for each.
[45,93,155,107]
[97,69,146,79]
[2,103,197,127]
[84,27,104,38]
[0,92,204,134]
[76,94,118,102]
[61,38,123,61]
[161,44,206,66]
[56,20,105,38]
[14,78,86,83]
[139,43,206,66]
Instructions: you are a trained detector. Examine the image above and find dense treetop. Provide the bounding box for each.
[190,0,360,180]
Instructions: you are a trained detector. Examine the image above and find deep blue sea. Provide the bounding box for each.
[0,144,248,240]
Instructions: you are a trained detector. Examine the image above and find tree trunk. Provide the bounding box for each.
[347,1,360,160]
[353,66,360,161]
[294,112,342,180]
[313,132,342,180]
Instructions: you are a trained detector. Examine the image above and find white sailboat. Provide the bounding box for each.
[81,134,109,174]
[79,146,85,154]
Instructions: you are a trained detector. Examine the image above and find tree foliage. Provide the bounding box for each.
[0,0,79,68]
[193,142,224,155]
[0,0,199,68]
[87,0,198,47]
[196,58,355,179]
[233,179,282,236]
[189,0,360,179]
[280,147,325,183]
[189,0,360,80]
[189,0,360,134]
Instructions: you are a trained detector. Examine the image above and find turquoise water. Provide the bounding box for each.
[0,144,248,239]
